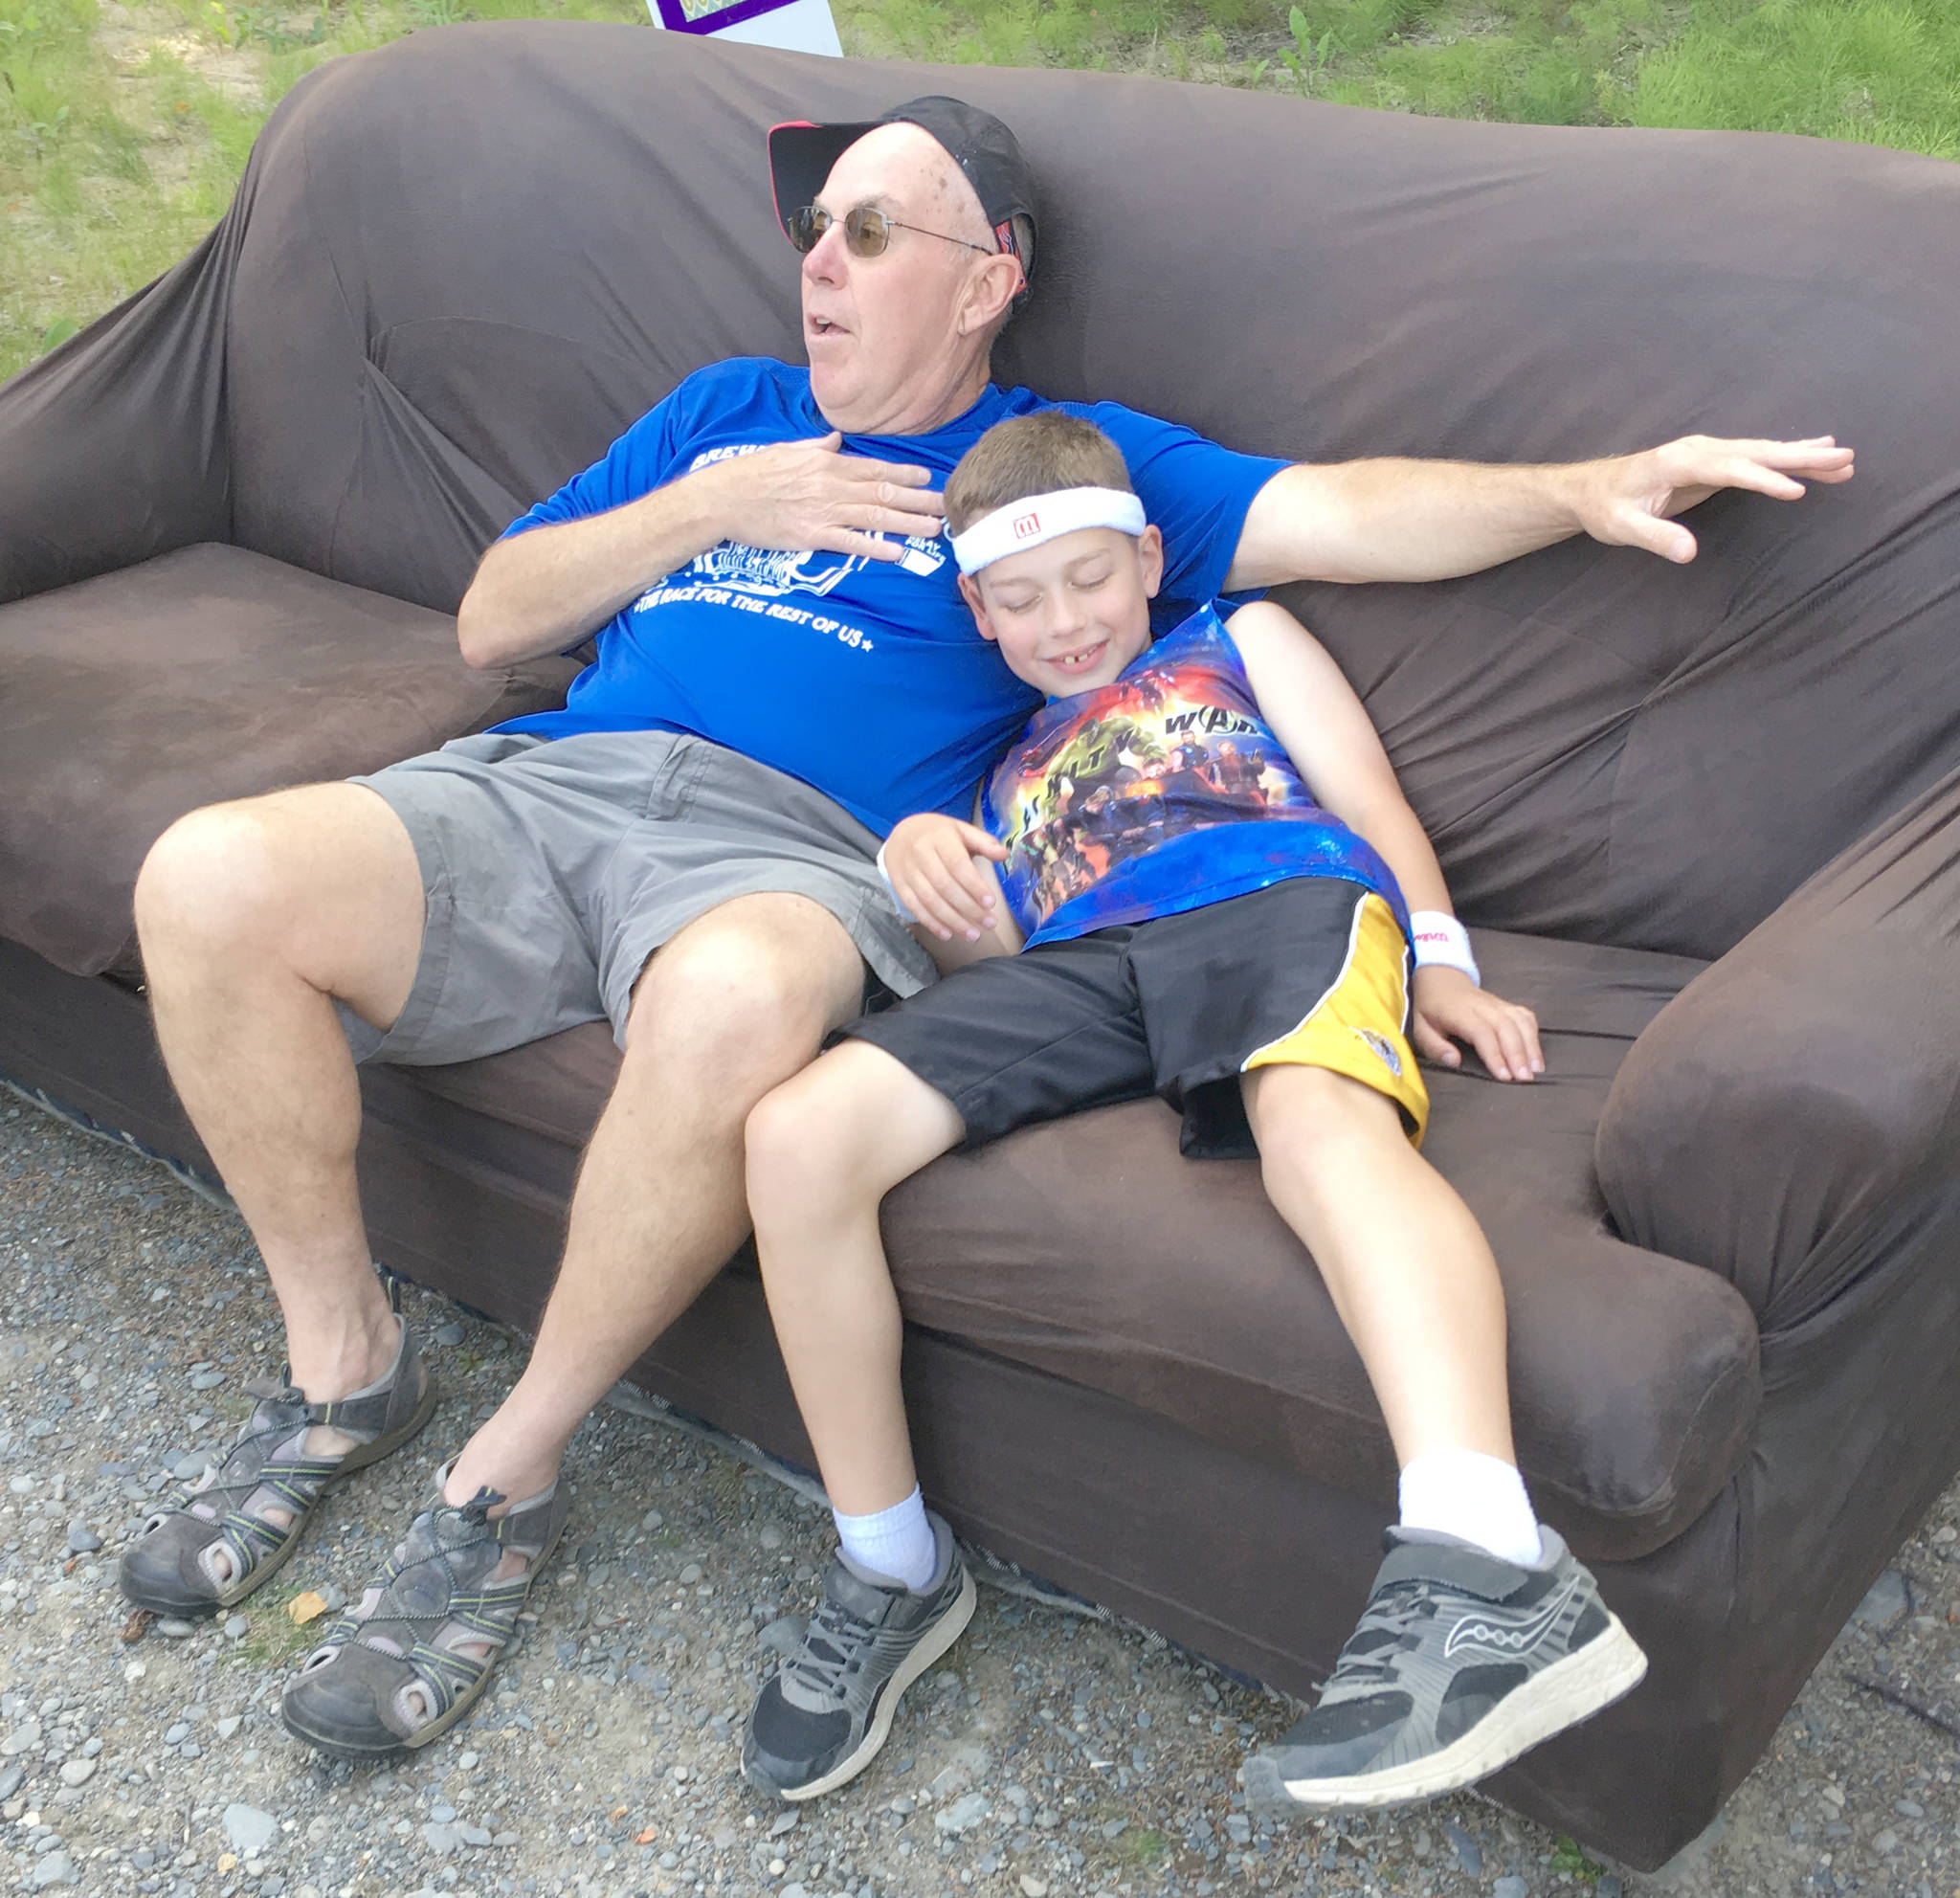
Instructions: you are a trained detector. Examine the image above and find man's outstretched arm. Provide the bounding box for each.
[1221,435,1856,592]
[456,432,946,669]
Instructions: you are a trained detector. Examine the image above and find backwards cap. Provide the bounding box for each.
[768,96,1038,307]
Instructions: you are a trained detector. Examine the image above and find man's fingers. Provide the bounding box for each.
[1514,1010,1546,1076]
[833,454,937,490]
[1612,506,1699,564]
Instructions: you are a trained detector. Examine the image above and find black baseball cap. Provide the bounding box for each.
[768,96,1038,293]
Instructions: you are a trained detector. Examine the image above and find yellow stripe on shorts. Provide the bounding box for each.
[1240,891,1431,1143]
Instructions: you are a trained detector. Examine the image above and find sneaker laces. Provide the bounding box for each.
[1317,1580,1442,1704]
[785,1594,875,1702]
[159,1378,312,1521]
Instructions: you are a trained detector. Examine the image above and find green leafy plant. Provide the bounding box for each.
[1549,1833,1605,1883]
[38,314,79,351]
[1279,3,1337,89]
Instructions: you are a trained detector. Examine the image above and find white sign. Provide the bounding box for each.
[647,0,841,56]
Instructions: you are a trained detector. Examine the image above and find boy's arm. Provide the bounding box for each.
[880,813,1024,974]
[1226,600,1542,1083]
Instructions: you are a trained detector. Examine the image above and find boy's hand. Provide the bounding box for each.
[1412,966,1544,1083]
[884,814,1009,942]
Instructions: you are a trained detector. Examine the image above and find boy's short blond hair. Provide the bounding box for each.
[943,413,1133,536]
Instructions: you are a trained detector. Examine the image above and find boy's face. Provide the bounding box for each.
[958,525,1165,696]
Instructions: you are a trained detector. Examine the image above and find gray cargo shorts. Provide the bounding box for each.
[335,728,936,1067]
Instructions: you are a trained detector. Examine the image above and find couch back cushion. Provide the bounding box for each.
[217,25,1960,963]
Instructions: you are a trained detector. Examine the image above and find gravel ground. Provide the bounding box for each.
[3,1093,1958,1898]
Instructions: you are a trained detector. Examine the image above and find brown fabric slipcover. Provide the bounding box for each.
[5,20,1960,1869]
[0,545,578,974]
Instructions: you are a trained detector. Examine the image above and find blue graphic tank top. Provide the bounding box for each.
[979,605,1409,950]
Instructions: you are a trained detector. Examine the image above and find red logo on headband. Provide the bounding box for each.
[1013,512,1040,539]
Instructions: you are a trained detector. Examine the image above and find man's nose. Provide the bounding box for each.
[801,221,849,285]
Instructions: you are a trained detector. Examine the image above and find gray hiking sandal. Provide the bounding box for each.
[742,1512,976,1801]
[280,1462,570,1760]
[1242,1527,1647,1815]
[119,1309,436,1616]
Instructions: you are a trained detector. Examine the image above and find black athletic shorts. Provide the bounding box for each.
[837,876,1429,1161]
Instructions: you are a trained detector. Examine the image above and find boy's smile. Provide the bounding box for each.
[959,523,1166,697]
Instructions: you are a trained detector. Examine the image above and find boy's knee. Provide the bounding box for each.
[745,1075,865,1228]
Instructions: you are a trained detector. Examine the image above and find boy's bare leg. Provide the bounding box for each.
[1239,1063,1514,1467]
[1239,1062,1648,1814]
[745,1041,967,1515]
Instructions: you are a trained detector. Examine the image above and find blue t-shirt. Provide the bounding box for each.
[492,358,1287,836]
[979,605,1408,950]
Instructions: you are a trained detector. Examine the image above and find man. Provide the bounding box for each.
[122,91,1852,1760]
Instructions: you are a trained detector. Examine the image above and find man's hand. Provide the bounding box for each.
[1572,435,1856,565]
[884,814,1008,942]
[702,432,946,564]
[1412,966,1544,1083]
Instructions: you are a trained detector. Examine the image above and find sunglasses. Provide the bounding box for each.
[789,203,996,260]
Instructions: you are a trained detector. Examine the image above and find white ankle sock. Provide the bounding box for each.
[1398,1449,1546,1568]
[835,1486,938,1592]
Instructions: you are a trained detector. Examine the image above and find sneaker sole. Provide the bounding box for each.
[1247,1614,1648,1815]
[778,1565,978,1803]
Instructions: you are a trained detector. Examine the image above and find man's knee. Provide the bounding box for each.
[624,897,864,1090]
[136,797,299,959]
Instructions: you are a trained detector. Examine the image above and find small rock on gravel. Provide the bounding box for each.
[56,1759,95,1787]
[936,1792,990,1834]
[1019,1879,1049,1898]
[224,1804,278,1856]
[1492,1878,1527,1898]
[1445,1820,1483,1875]
[63,1520,100,1555]
[223,1613,250,1639]
[29,1852,77,1889]
[0,1766,23,1800]
[155,1617,196,1639]
[1851,1568,1909,1629]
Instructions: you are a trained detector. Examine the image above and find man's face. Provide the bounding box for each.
[802,123,996,433]
[959,525,1165,698]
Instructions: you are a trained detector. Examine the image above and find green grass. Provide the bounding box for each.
[3,0,1958,379]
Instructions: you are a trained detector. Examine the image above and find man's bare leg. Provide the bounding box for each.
[137,784,427,1436]
[439,891,870,1511]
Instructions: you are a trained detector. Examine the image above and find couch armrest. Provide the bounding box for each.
[0,221,234,606]
[1595,765,1960,1332]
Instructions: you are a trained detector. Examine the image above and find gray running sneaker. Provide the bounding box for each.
[1243,1527,1646,1814]
[743,1513,975,1801]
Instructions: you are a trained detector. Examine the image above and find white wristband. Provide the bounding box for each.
[1411,911,1480,988]
[875,840,918,926]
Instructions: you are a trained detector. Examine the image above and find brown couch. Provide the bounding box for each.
[5,23,1959,1869]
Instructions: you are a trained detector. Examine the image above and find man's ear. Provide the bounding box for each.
[1138,524,1166,600]
[957,570,999,640]
[956,252,1024,339]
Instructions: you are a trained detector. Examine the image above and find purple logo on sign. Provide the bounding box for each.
[653,0,801,29]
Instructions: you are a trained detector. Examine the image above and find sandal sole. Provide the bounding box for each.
[280,1504,569,1760]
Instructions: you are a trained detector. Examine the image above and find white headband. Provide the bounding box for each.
[949,486,1147,575]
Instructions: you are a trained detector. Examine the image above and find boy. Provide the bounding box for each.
[738,413,1647,1811]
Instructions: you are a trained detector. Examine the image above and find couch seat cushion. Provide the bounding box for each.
[0,544,578,975]
[383,927,1757,1562]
